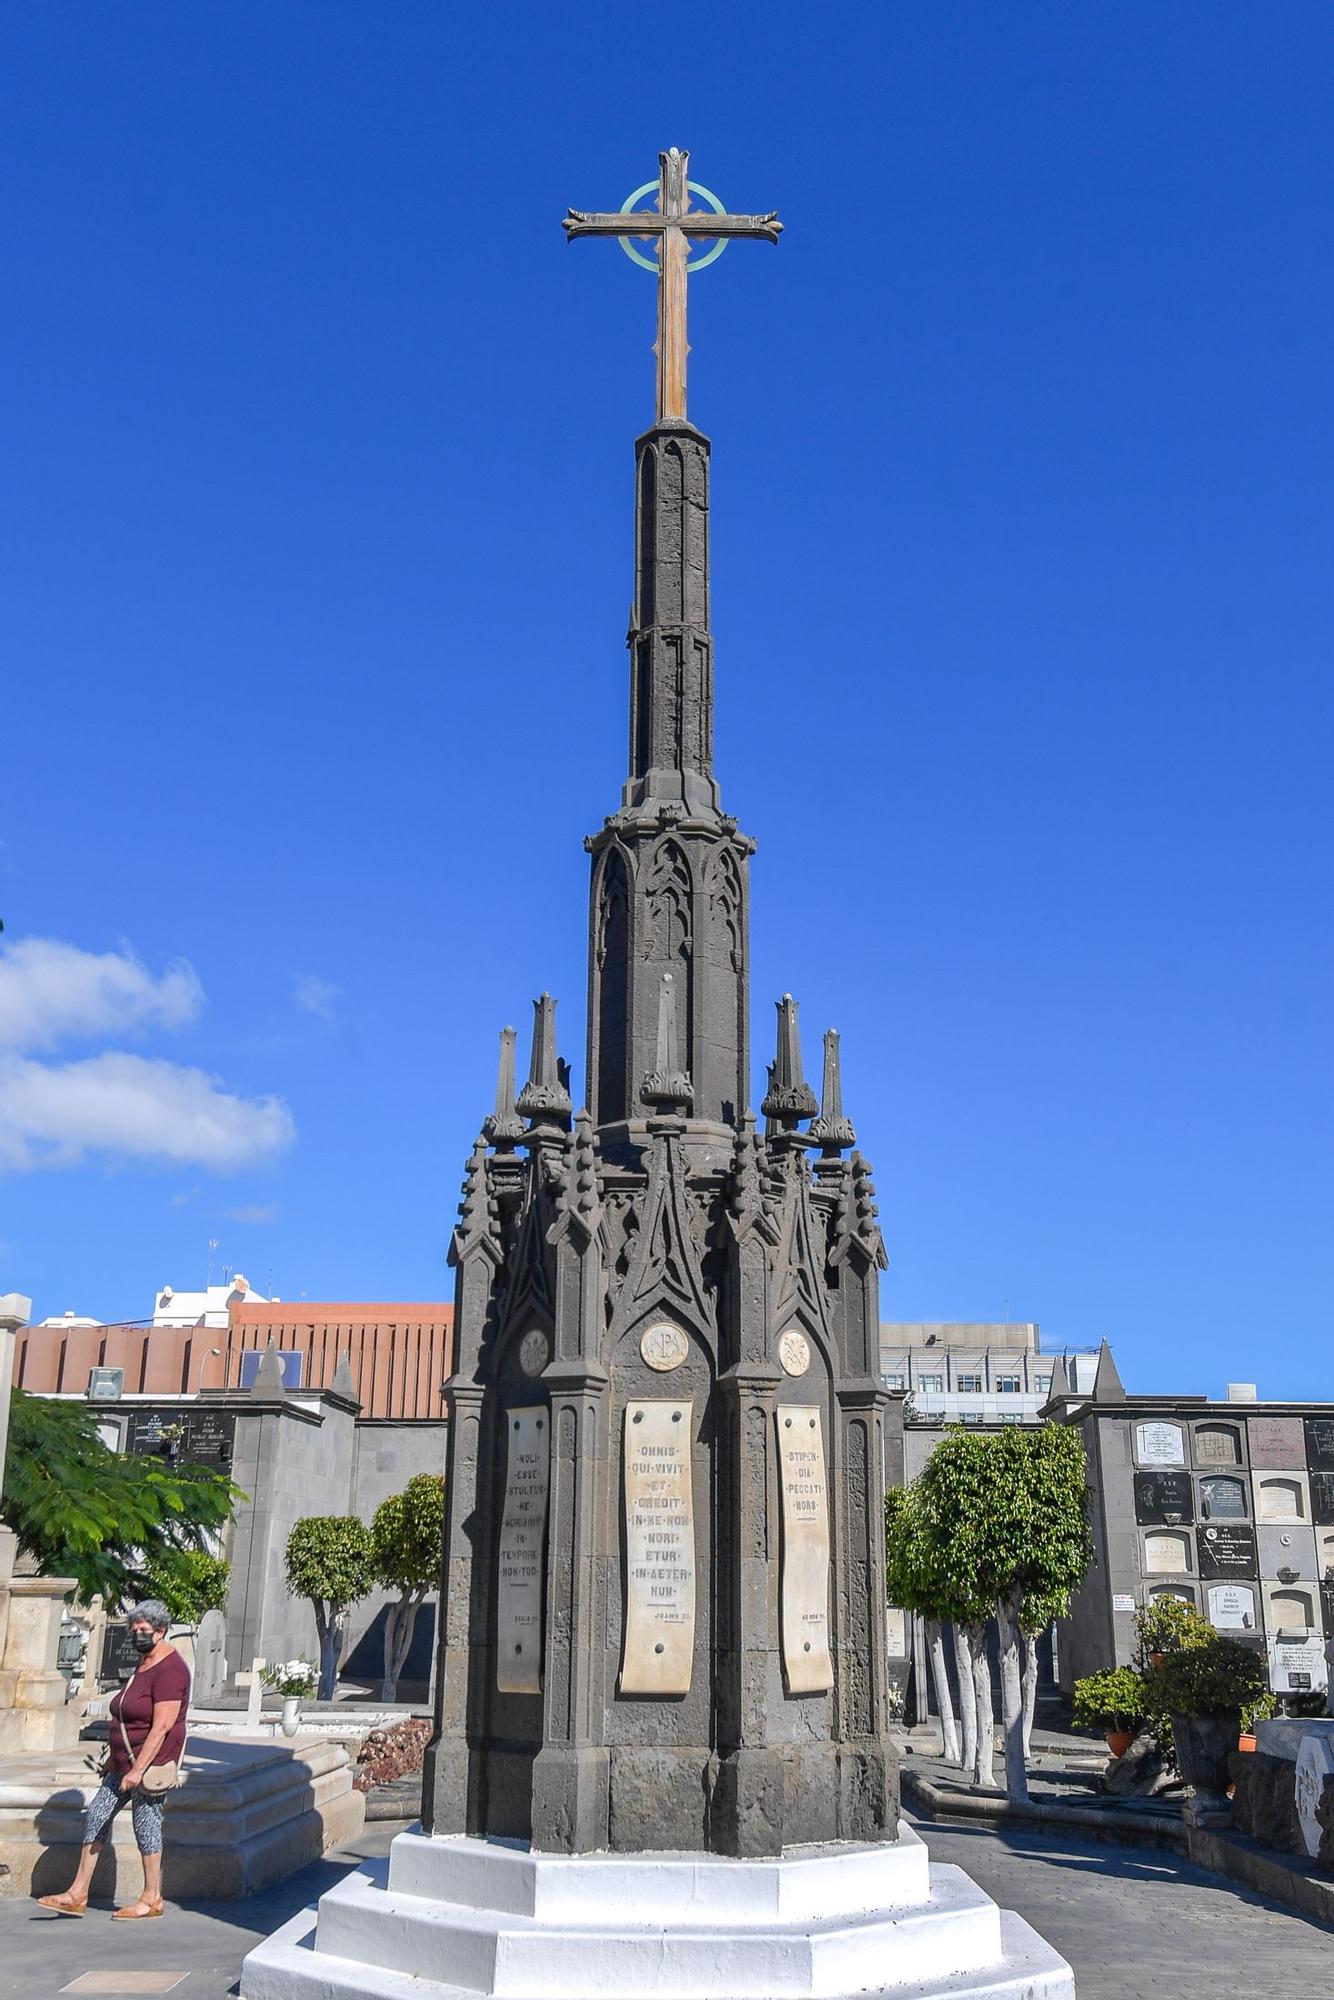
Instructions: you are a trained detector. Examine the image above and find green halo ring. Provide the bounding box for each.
[618,181,729,273]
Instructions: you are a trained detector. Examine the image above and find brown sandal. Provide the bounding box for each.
[112,1896,164,1921]
[36,1892,88,1916]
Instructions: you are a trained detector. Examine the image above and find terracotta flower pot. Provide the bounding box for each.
[1237,1732,1256,1753]
[1105,1728,1136,1759]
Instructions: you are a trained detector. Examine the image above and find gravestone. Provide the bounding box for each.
[1197,1522,1256,1578]
[1206,1582,1257,1631]
[1134,1470,1193,1525]
[1199,1473,1248,1520]
[1258,1523,1318,1580]
[1249,1416,1307,1469]
[1135,1421,1185,1467]
[1311,1471,1334,1525]
[1305,1417,1334,1474]
[193,1607,227,1704]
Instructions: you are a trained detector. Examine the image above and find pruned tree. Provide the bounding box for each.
[885,1486,959,1764]
[3,1390,241,1607]
[284,1515,376,1700]
[914,1431,1002,1788]
[371,1473,446,1701]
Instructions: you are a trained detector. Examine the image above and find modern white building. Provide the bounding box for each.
[881,1321,1101,1446]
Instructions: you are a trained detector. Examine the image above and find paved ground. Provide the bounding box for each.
[915,1812,1334,2000]
[0,1824,397,2000]
[4,1813,1331,1999]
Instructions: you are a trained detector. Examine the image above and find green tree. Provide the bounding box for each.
[284,1515,376,1699]
[371,1474,446,1701]
[885,1486,962,1766]
[2,1390,241,1607]
[144,1549,230,1624]
[914,1431,1005,1787]
[915,1425,1092,1800]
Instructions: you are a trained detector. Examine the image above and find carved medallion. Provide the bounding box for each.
[778,1329,811,1378]
[519,1328,550,1379]
[640,1321,689,1373]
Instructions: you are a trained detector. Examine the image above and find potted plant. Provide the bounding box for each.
[261,1658,318,1737]
[1133,1596,1211,1671]
[1072,1667,1146,1758]
[1148,1637,1268,1824]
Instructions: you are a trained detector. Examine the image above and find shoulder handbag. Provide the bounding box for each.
[116,1686,188,1795]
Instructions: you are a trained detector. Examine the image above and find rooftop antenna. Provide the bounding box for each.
[207,1239,219,1286]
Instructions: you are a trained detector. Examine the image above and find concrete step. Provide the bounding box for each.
[241,1900,1073,2000]
[310,1861,1004,1996]
[385,1826,933,1925]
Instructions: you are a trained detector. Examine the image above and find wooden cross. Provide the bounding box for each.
[564,149,782,424]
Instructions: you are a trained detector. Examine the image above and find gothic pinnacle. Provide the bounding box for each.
[483,1025,524,1149]
[516,993,573,1131]
[640,970,693,1113]
[809,1027,856,1153]
[760,993,818,1132]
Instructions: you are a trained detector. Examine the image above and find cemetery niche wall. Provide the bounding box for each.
[1050,1381,1334,1688]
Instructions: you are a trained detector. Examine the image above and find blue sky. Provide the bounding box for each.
[3,5,1330,1396]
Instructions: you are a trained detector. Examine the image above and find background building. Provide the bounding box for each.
[881,1322,1100,1480]
[1048,1360,1333,1700]
[12,1288,453,1689]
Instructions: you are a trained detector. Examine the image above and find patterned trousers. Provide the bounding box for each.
[83,1778,166,1855]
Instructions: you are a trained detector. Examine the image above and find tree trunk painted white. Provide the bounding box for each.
[964,1622,995,1788]
[925,1621,959,1763]
[1021,1626,1040,1761]
[381,1588,427,1702]
[997,1596,1029,1804]
[952,1624,977,1775]
[314,1601,346,1702]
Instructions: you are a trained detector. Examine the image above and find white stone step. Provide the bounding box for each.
[241,1902,1074,2000]
[310,1862,1004,1996]
[386,1827,933,1926]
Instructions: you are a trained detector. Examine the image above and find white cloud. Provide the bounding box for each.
[0,1052,295,1172]
[225,1202,281,1225]
[294,975,339,1023]
[0,938,202,1053]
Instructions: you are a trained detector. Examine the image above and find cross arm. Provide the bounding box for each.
[563,208,783,244]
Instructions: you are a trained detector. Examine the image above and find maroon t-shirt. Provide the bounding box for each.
[109,1650,190,1776]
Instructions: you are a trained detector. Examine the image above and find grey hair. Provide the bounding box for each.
[127,1600,171,1634]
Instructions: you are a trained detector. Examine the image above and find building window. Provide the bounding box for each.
[918,1374,943,1393]
[1035,1374,1051,1394]
[956,1373,982,1393]
[995,1374,1021,1394]
[1000,1412,1025,1425]
[884,1373,905,1391]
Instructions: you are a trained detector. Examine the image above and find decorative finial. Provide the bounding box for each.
[563,151,783,423]
[516,994,573,1131]
[483,1026,524,1149]
[809,1028,856,1152]
[761,994,818,1131]
[640,971,694,1111]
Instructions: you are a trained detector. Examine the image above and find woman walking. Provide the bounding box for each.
[37,1599,190,1919]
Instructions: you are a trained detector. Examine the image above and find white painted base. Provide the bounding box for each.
[240,1824,1074,2000]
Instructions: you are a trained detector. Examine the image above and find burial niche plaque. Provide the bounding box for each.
[776,1406,833,1694]
[496,1406,551,1695]
[1136,1421,1185,1468]
[620,1399,695,1696]
[1134,1470,1193,1526]
[1198,1523,1257,1580]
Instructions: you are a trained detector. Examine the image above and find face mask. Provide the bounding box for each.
[131,1630,156,1654]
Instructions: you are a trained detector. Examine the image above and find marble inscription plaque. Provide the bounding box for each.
[1136,1421,1185,1468]
[620,1399,695,1696]
[496,1406,550,1695]
[776,1406,833,1694]
[1207,1583,1257,1631]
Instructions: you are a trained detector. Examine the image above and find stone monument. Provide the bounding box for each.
[241,149,1074,2000]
